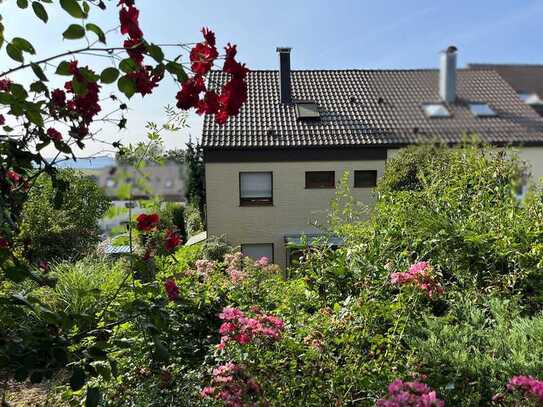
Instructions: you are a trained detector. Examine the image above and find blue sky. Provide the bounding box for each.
[1,0,541,156]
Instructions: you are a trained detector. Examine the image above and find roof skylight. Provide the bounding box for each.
[519,92,543,106]
[469,103,496,117]
[296,101,320,120]
[422,103,451,118]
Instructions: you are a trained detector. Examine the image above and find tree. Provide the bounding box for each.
[184,140,205,222]
[17,169,110,263]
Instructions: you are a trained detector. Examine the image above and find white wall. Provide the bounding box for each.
[517,147,543,184]
[205,159,385,268]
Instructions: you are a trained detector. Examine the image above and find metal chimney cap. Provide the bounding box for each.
[276,47,292,53]
[442,45,458,54]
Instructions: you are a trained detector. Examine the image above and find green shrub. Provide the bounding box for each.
[17,170,110,262]
[409,293,543,405]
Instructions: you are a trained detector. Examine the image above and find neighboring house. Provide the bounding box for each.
[96,162,185,201]
[202,46,543,268]
[468,64,543,117]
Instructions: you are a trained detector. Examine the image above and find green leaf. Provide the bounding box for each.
[0,22,5,50]
[147,43,164,63]
[10,83,28,100]
[85,23,105,44]
[69,367,86,391]
[59,0,86,18]
[100,67,119,84]
[30,81,48,93]
[6,43,23,62]
[85,387,101,407]
[154,340,170,363]
[12,37,36,54]
[30,63,48,81]
[56,61,72,75]
[25,109,44,127]
[16,0,29,9]
[32,2,48,23]
[165,61,188,83]
[119,58,138,73]
[117,76,136,99]
[0,92,14,105]
[5,261,31,283]
[79,67,99,83]
[71,78,87,95]
[63,24,85,40]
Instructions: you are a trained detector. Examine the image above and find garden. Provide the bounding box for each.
[2,143,543,406]
[1,1,543,406]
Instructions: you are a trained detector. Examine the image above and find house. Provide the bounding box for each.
[467,64,543,117]
[202,47,543,268]
[96,162,185,201]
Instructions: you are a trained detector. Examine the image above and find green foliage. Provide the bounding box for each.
[17,170,110,262]
[409,294,543,405]
[184,203,204,236]
[49,257,128,315]
[184,141,205,221]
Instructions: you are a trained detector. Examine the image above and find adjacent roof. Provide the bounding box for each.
[468,64,543,115]
[468,64,543,99]
[202,69,543,149]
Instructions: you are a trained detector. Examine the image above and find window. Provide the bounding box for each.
[239,172,273,206]
[422,103,451,118]
[295,101,320,120]
[105,177,116,188]
[305,171,335,189]
[241,243,274,262]
[469,103,496,117]
[354,170,377,188]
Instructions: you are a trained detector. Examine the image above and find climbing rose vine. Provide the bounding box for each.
[376,379,445,407]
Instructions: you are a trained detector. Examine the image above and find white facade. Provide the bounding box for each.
[206,147,542,269]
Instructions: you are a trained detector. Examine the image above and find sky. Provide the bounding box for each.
[1,0,542,157]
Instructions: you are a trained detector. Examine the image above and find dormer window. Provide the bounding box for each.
[422,103,451,118]
[295,101,320,120]
[469,103,496,117]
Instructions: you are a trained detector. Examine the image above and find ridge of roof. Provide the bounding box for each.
[468,63,543,68]
[210,68,500,74]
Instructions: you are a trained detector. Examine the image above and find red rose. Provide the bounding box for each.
[47,128,63,142]
[119,5,143,39]
[189,42,218,75]
[0,237,9,249]
[127,68,159,96]
[176,76,205,110]
[164,229,182,252]
[164,278,179,301]
[201,27,216,47]
[51,89,66,107]
[0,79,12,91]
[124,38,145,65]
[136,213,159,231]
[6,170,21,184]
[196,91,219,115]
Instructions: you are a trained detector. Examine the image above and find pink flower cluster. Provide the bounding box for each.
[218,307,284,349]
[200,363,262,407]
[507,375,543,402]
[390,262,444,299]
[224,252,246,283]
[195,259,216,276]
[254,256,269,268]
[377,379,444,407]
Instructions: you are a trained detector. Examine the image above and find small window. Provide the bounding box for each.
[422,103,450,118]
[518,91,532,103]
[105,177,116,188]
[241,243,274,262]
[469,103,496,117]
[240,172,273,206]
[296,101,320,120]
[305,171,335,189]
[354,170,377,188]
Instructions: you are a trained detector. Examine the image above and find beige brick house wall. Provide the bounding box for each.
[205,159,386,269]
